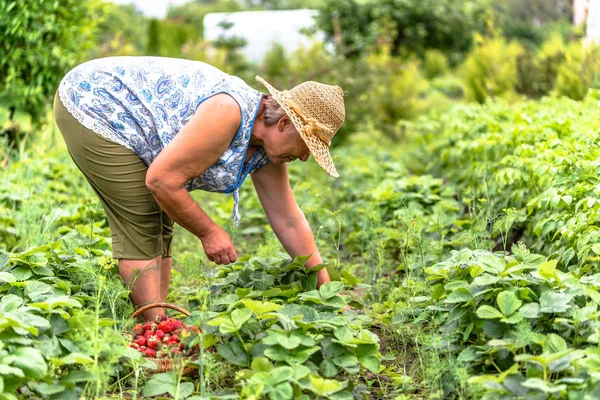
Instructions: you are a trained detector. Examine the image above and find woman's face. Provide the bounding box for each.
[262,118,310,164]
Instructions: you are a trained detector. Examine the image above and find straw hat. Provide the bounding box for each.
[255,76,345,178]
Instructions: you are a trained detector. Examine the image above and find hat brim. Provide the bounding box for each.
[256,76,339,178]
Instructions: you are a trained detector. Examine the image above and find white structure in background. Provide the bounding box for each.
[586,0,600,42]
[574,0,590,25]
[203,9,326,63]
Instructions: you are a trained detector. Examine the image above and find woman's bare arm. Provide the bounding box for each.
[251,161,331,287]
[145,93,241,263]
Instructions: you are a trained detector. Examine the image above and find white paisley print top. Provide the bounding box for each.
[58,56,270,226]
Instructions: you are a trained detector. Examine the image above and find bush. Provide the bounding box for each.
[516,34,567,98]
[461,35,523,103]
[364,48,429,132]
[423,49,448,79]
[554,41,600,100]
[315,0,490,62]
[0,0,102,125]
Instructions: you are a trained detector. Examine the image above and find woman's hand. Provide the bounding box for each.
[199,224,238,265]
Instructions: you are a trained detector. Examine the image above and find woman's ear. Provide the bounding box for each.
[277,116,294,132]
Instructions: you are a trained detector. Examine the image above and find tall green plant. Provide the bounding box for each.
[0,0,102,125]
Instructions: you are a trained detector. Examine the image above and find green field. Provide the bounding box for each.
[3,92,600,399]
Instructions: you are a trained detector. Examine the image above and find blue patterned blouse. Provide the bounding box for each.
[58,56,270,226]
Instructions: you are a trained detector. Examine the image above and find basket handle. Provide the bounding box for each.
[131,302,190,320]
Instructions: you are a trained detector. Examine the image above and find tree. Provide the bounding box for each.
[0,0,102,125]
[315,0,490,64]
[492,0,575,48]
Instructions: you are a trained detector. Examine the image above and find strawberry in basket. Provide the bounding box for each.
[129,314,201,358]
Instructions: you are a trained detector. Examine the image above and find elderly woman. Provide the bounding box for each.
[54,56,345,320]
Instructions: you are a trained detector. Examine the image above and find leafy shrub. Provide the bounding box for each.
[423,50,448,80]
[315,0,489,62]
[424,244,600,398]
[190,255,381,399]
[0,0,102,125]
[461,35,524,103]
[555,41,600,100]
[516,34,567,98]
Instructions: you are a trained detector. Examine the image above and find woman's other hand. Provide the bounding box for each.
[199,224,238,265]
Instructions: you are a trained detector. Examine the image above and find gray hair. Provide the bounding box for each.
[263,94,289,126]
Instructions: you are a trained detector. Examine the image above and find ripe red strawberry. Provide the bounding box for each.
[145,348,156,358]
[147,338,158,350]
[142,322,152,331]
[144,330,154,338]
[132,324,144,336]
[172,319,183,329]
[134,337,146,347]
[158,320,173,334]
[155,329,166,340]
[169,334,179,343]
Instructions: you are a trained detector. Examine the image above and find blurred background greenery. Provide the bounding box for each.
[0,0,595,158]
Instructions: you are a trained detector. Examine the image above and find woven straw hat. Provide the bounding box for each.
[255,75,345,178]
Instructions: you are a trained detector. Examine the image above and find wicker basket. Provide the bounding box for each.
[131,302,197,377]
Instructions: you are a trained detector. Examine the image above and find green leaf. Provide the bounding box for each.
[444,287,472,304]
[251,357,273,373]
[520,303,540,318]
[521,378,566,394]
[301,272,318,291]
[10,347,47,379]
[358,354,380,373]
[539,292,572,313]
[545,334,567,354]
[60,370,95,384]
[142,372,176,397]
[538,260,560,282]
[500,312,523,324]
[592,244,600,255]
[10,266,32,281]
[321,359,339,377]
[30,382,64,396]
[333,354,358,368]
[319,281,344,299]
[476,305,504,319]
[0,252,8,269]
[269,382,293,400]
[241,299,282,316]
[307,375,345,396]
[0,272,15,283]
[471,275,499,286]
[53,353,94,366]
[231,307,253,327]
[25,281,53,300]
[30,296,82,310]
[497,291,521,317]
[478,255,505,275]
[217,341,248,366]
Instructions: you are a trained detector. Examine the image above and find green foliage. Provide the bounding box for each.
[199,255,380,398]
[516,33,567,98]
[92,2,148,57]
[555,42,600,100]
[315,0,490,62]
[492,0,575,48]
[422,50,448,80]
[0,0,102,125]
[461,35,524,103]
[424,245,600,398]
